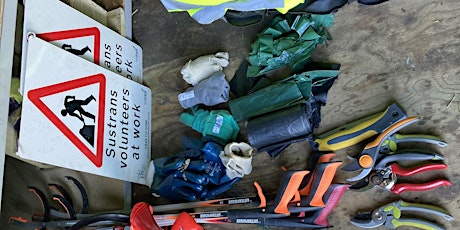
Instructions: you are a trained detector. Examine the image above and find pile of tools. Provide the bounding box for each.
[10,103,454,229]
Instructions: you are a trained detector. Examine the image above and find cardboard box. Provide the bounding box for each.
[18,35,151,185]
[20,0,142,94]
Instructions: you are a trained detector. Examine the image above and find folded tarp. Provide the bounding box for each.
[229,69,339,121]
[246,14,334,78]
[246,73,337,157]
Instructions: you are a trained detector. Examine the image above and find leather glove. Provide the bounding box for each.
[178,71,230,109]
[181,52,229,86]
[179,108,239,142]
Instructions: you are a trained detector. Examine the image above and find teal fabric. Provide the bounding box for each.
[247,14,335,78]
[180,108,240,142]
[229,70,339,121]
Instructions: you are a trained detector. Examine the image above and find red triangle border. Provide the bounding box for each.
[37,27,101,65]
[27,74,106,167]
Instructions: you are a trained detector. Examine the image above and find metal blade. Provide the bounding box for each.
[341,159,362,171]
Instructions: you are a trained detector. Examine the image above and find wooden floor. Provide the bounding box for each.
[132,0,460,229]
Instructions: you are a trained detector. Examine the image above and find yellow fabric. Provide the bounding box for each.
[175,0,234,6]
[186,8,202,16]
[10,78,23,102]
[277,0,304,14]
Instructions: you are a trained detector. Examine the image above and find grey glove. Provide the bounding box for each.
[178,71,230,109]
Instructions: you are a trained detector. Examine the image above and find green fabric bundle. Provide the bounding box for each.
[229,69,339,121]
[247,14,334,78]
[179,108,240,142]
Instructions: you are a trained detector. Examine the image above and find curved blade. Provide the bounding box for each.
[66,176,89,214]
[350,212,383,228]
[349,177,372,191]
[346,168,373,182]
[48,183,73,208]
[342,159,362,171]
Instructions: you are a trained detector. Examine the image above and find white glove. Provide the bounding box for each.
[219,142,253,179]
[181,52,229,86]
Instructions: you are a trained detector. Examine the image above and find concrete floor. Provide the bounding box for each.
[2,0,460,229]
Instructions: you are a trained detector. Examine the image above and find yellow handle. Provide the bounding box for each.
[314,103,408,151]
[314,106,392,151]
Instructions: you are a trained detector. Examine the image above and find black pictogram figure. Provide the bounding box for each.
[61,95,96,146]
[62,44,92,56]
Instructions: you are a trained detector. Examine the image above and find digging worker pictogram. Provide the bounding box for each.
[61,95,96,124]
[62,44,92,56]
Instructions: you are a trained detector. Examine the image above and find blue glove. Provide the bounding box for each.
[149,149,208,202]
[149,137,253,202]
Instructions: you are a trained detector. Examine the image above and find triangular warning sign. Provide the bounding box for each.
[37,27,100,64]
[27,74,106,167]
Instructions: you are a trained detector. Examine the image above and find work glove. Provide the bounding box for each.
[148,137,253,202]
[181,52,229,86]
[178,71,230,109]
[179,108,239,143]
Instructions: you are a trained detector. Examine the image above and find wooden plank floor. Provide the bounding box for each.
[133,0,460,229]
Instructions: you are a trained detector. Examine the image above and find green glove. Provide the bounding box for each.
[179,108,239,142]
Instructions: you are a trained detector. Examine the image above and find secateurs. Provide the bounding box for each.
[350,200,454,229]
[349,160,451,194]
[342,116,449,183]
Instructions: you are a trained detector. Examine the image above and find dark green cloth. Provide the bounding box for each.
[247,14,334,78]
[229,70,339,121]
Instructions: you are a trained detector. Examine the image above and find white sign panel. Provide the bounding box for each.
[18,36,151,185]
[20,0,143,94]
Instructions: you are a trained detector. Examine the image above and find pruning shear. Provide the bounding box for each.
[350,200,454,229]
[350,160,451,194]
[342,116,448,182]
[311,103,407,152]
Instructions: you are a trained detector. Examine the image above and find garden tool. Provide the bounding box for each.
[350,200,453,229]
[350,159,451,194]
[310,103,407,152]
[341,116,448,182]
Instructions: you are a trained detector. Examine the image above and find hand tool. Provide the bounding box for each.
[350,200,454,229]
[9,214,129,229]
[342,116,447,182]
[297,153,342,207]
[10,176,91,229]
[65,176,89,214]
[48,183,74,208]
[311,103,407,151]
[12,165,344,229]
[350,161,451,194]
[151,183,349,228]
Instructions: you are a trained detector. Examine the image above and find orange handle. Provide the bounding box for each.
[365,116,419,149]
[273,170,310,215]
[309,162,342,207]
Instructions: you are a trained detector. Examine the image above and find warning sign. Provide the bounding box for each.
[27,74,106,167]
[20,0,142,94]
[37,27,101,64]
[19,36,151,185]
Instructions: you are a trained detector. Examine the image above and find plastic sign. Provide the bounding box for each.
[18,36,151,185]
[20,0,142,94]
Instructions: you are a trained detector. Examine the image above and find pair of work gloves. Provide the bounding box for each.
[178,52,230,109]
[148,137,253,202]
